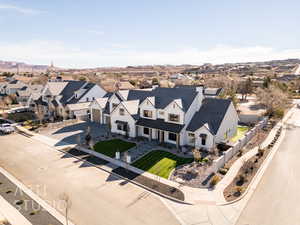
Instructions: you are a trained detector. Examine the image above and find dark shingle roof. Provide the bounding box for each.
[67,82,96,104]
[59,81,86,104]
[125,87,198,112]
[136,118,184,133]
[186,98,232,134]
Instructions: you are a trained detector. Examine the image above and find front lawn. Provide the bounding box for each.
[132,150,193,179]
[230,126,249,143]
[93,139,136,158]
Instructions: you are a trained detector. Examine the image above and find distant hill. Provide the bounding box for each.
[0,60,49,73]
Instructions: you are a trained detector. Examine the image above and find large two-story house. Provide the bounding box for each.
[90,86,238,151]
[31,80,106,120]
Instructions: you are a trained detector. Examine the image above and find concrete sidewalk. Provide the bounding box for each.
[0,195,32,225]
[0,166,75,225]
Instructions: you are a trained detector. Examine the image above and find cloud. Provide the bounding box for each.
[0,4,43,15]
[0,40,299,68]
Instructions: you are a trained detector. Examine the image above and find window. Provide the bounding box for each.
[119,108,125,116]
[117,124,123,131]
[168,114,179,122]
[143,127,150,135]
[86,97,89,101]
[200,134,207,146]
[143,110,152,118]
[112,103,118,109]
[168,132,177,141]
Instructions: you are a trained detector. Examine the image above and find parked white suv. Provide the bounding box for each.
[0,123,14,134]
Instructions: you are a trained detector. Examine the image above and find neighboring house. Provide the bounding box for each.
[1,80,27,95]
[31,80,106,120]
[16,85,43,106]
[170,73,193,82]
[203,87,224,98]
[175,85,224,98]
[90,86,238,151]
[0,82,7,95]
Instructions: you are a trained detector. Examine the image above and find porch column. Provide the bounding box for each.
[159,130,163,143]
[176,133,180,148]
[149,128,152,141]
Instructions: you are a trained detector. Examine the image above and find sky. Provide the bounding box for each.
[0,0,300,68]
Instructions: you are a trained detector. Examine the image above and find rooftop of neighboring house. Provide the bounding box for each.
[117,81,135,90]
[44,80,102,106]
[4,80,27,89]
[16,84,43,97]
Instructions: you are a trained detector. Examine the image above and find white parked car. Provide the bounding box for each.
[0,123,14,134]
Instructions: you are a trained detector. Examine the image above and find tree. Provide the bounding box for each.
[238,78,253,101]
[192,148,201,162]
[59,193,72,225]
[35,105,45,124]
[255,85,289,117]
[79,76,86,81]
[263,77,271,88]
[3,96,12,107]
[129,80,136,86]
[152,77,159,85]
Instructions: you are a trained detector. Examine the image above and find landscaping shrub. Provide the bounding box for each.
[219,168,228,175]
[242,160,255,174]
[210,174,220,187]
[274,108,284,119]
[234,186,244,197]
[236,174,245,186]
[257,148,265,158]
[237,149,243,157]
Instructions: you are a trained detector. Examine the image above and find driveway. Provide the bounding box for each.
[39,121,108,145]
[236,107,300,225]
[0,133,180,225]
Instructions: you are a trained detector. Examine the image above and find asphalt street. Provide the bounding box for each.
[0,133,180,225]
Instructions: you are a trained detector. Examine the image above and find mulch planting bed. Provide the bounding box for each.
[112,167,185,201]
[223,126,282,201]
[0,173,62,225]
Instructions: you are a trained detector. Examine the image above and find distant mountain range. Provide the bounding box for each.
[0,60,50,73]
[0,58,299,74]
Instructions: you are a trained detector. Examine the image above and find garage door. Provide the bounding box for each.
[92,109,101,123]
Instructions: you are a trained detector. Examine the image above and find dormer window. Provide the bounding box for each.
[119,108,125,116]
[169,114,179,122]
[143,110,152,118]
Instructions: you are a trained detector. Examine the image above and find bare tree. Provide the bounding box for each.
[238,78,253,101]
[255,85,289,117]
[3,96,12,108]
[59,193,72,225]
[35,105,44,124]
